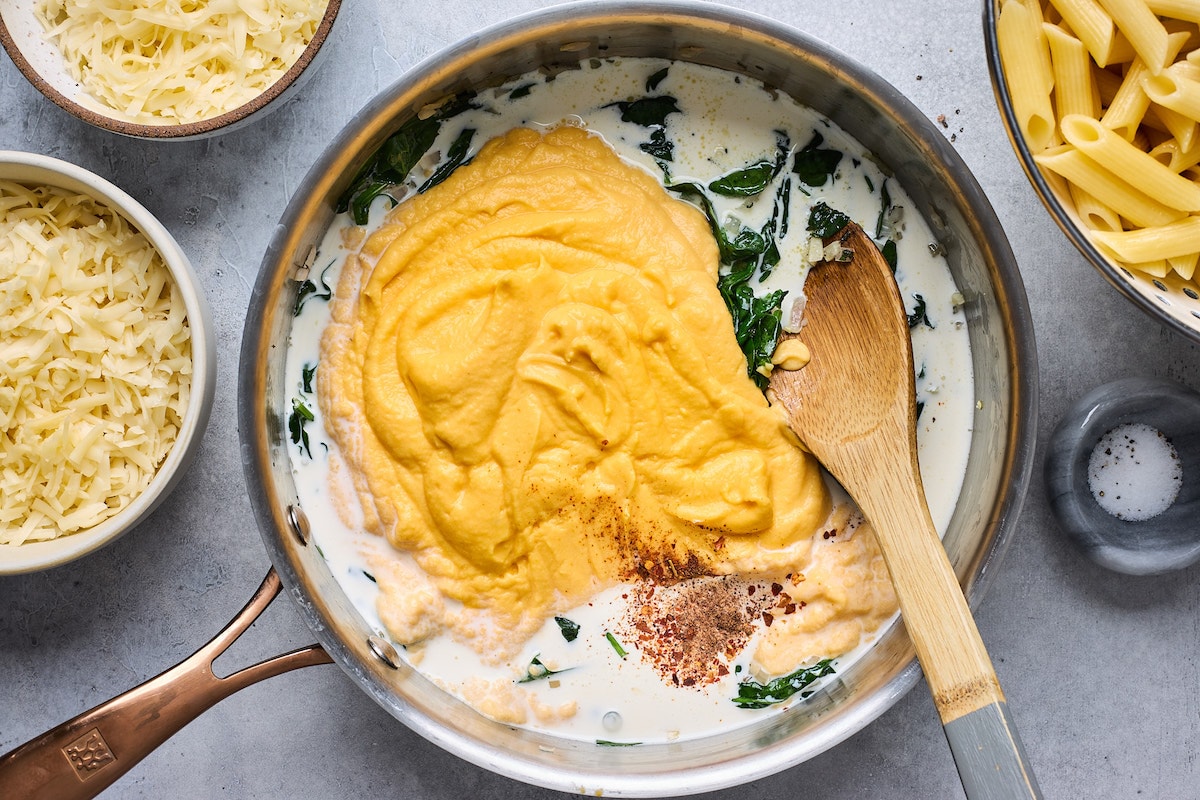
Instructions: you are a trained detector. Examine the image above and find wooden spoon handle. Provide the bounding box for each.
[861,465,1040,797]
[858,449,1001,717]
[945,700,1041,799]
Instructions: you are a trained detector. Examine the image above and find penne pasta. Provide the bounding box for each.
[1060,113,1200,208]
[1098,0,1171,71]
[1095,65,1126,105]
[1153,102,1199,148]
[1069,183,1125,230]
[1091,215,1200,261]
[1021,0,1058,93]
[999,0,1058,149]
[1169,249,1200,277]
[1148,137,1200,170]
[1046,24,1100,117]
[1100,32,1189,139]
[1004,0,1200,291]
[1048,0,1118,64]
[1143,70,1200,120]
[1126,259,1172,275]
[1148,0,1200,23]
[1034,145,1187,225]
[1101,58,1157,138]
[1167,58,1200,82]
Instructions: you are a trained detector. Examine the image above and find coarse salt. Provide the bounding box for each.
[1087,422,1183,521]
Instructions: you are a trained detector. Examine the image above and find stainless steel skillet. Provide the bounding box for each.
[0,3,1038,797]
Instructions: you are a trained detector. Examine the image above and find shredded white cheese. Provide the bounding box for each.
[0,182,192,545]
[35,0,327,125]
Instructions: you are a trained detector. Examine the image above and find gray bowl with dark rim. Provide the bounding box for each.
[239,2,1039,794]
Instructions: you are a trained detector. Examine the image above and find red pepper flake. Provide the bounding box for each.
[770,583,783,596]
[785,603,797,614]
[762,612,774,627]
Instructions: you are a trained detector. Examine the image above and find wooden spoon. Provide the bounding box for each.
[768,221,1041,799]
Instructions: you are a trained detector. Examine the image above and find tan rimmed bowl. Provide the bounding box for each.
[0,152,216,574]
[0,0,340,139]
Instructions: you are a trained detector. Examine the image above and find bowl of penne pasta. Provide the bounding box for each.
[986,0,1200,343]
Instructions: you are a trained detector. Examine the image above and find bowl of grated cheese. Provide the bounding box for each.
[0,0,340,139]
[0,151,215,574]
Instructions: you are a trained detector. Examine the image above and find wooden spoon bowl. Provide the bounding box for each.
[768,221,1040,799]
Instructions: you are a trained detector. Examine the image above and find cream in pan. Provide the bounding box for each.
[284,57,973,743]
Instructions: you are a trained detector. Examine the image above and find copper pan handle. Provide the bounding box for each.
[0,568,332,799]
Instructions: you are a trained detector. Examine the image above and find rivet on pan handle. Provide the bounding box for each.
[368,635,401,669]
[287,504,311,545]
[0,569,332,800]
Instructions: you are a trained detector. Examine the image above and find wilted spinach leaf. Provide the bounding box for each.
[807,201,850,239]
[733,658,836,709]
[518,654,572,683]
[609,95,681,163]
[419,127,476,192]
[707,132,791,198]
[294,260,335,316]
[646,66,669,92]
[288,398,315,459]
[337,92,478,224]
[641,127,674,161]
[881,238,898,272]
[508,82,535,99]
[874,178,894,239]
[665,181,768,263]
[792,131,843,187]
[609,95,679,127]
[554,616,581,642]
[907,294,934,329]
[665,179,788,388]
[719,277,787,391]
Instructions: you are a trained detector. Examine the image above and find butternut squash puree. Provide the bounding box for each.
[320,126,831,654]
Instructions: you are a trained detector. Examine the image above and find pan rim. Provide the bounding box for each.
[238,1,1038,795]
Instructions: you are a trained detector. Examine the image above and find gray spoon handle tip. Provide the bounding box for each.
[944,701,1041,799]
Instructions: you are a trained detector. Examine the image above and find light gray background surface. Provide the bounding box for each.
[2,1,1199,798]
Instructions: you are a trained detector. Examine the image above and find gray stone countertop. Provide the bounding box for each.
[2,1,1199,798]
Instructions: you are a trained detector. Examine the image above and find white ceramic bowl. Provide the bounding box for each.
[0,0,340,139]
[0,151,216,574]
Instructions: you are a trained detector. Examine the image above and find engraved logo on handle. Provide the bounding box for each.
[63,728,115,780]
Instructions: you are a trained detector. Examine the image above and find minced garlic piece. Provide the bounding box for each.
[35,0,327,124]
[0,182,191,545]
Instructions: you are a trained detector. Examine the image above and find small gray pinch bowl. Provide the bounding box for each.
[983,1,1200,346]
[1045,376,1200,576]
[0,151,216,575]
[0,0,340,140]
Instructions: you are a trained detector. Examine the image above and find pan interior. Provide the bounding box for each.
[240,5,1034,796]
